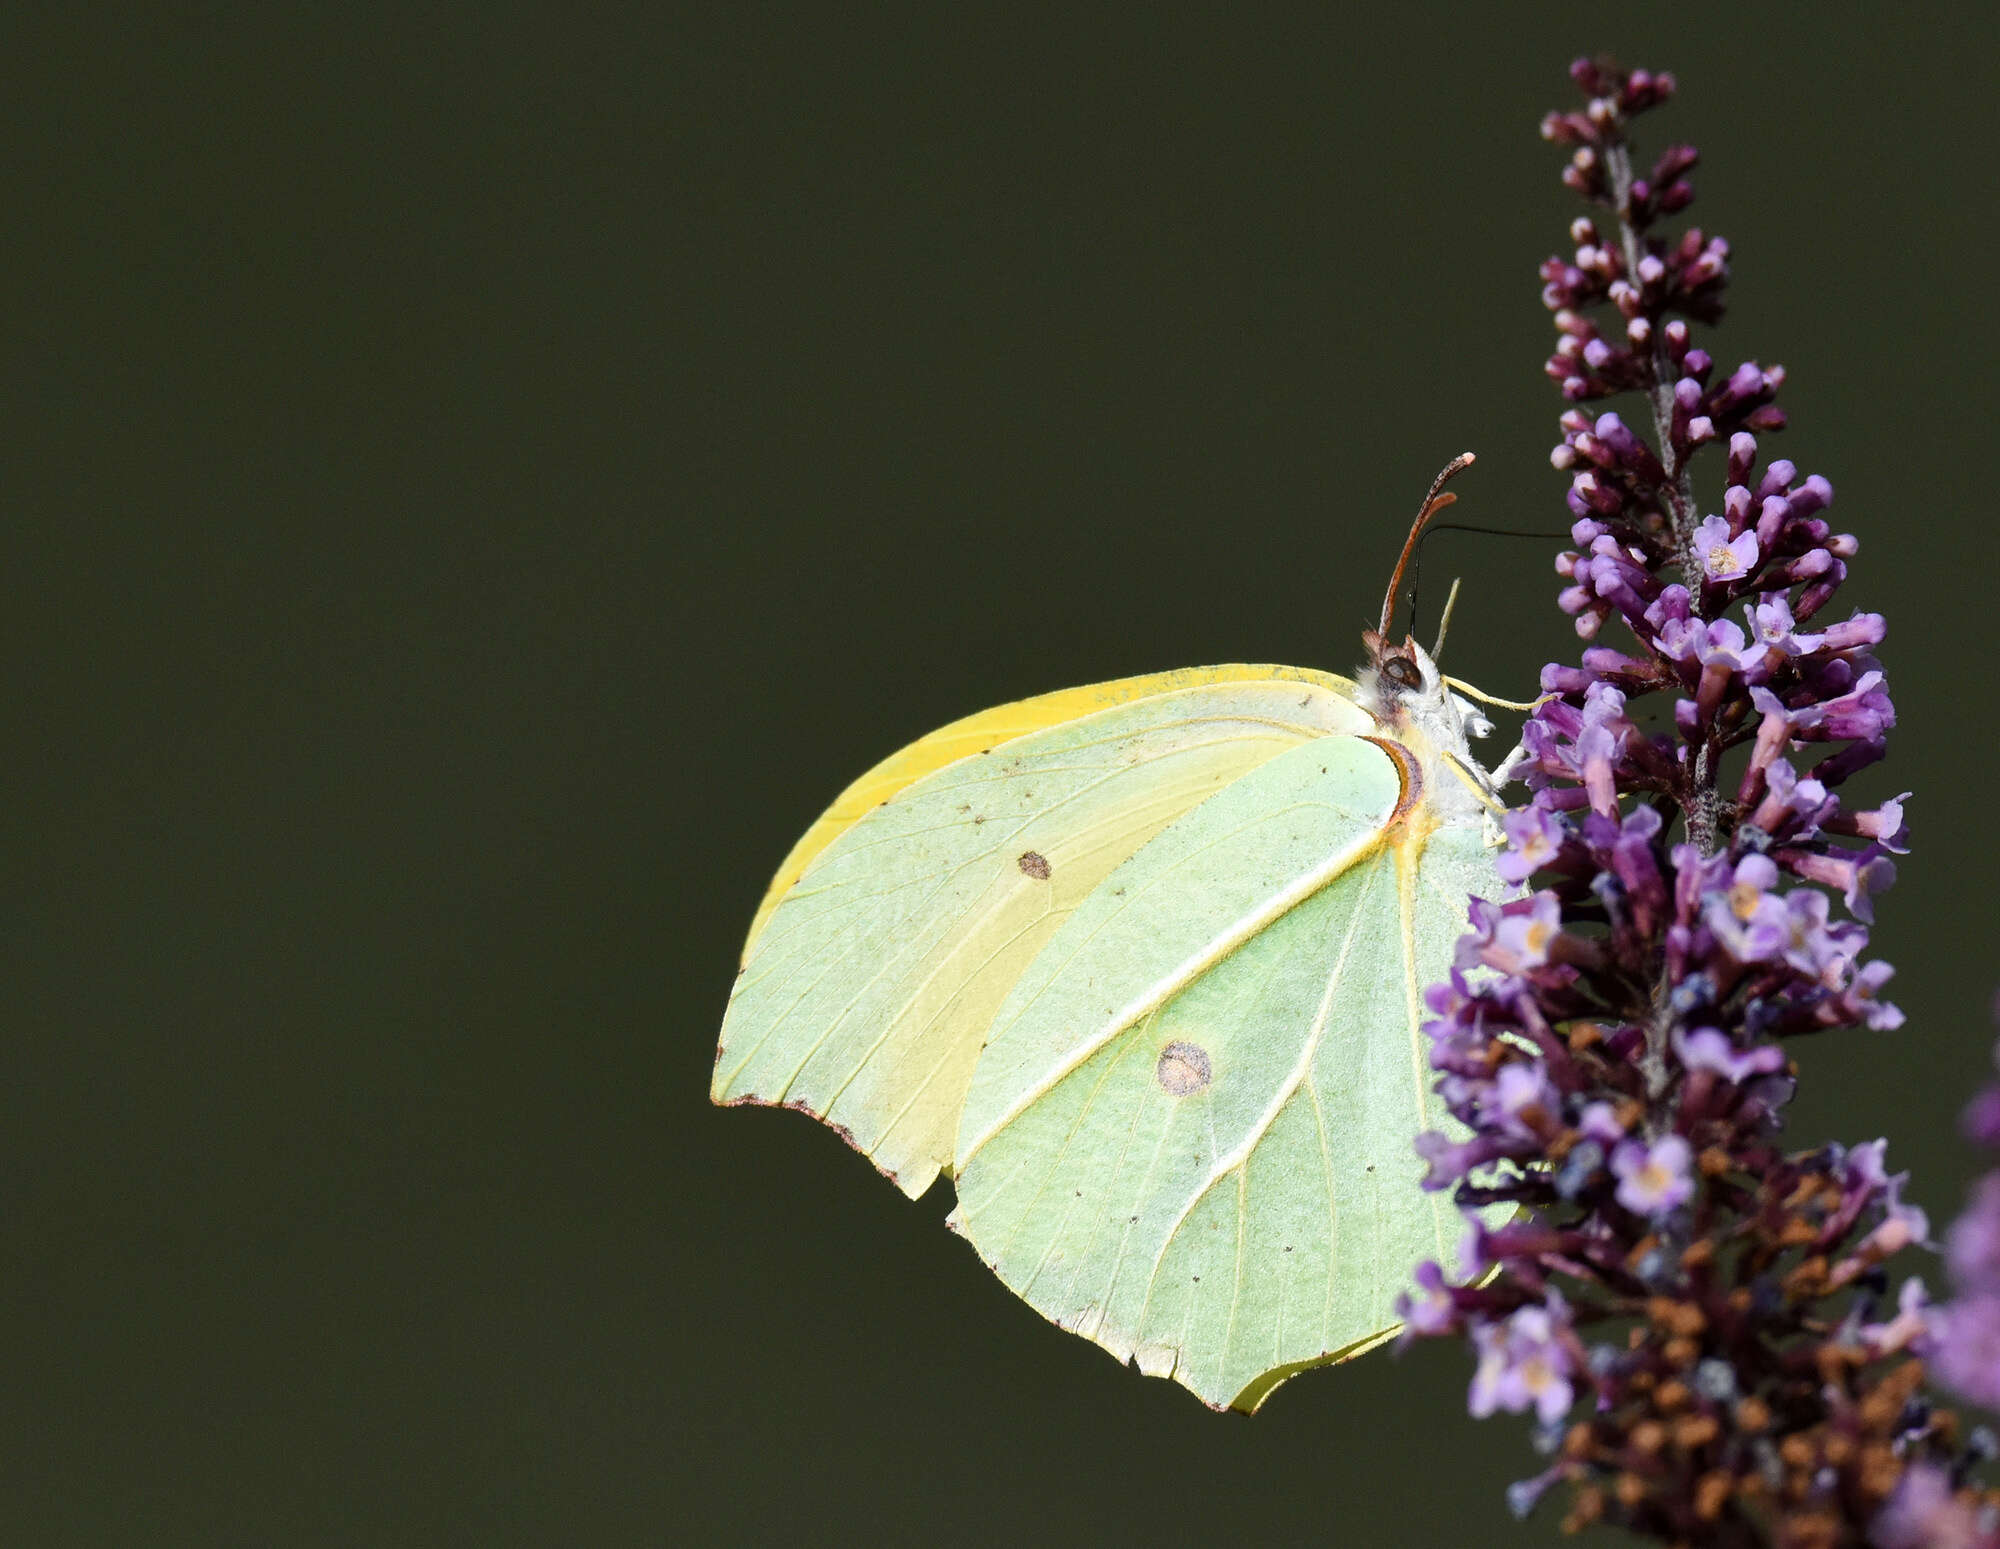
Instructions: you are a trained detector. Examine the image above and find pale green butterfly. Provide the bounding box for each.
[712,455,1529,1411]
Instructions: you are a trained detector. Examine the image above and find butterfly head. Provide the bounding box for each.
[1358,630,1473,728]
[1356,627,1496,799]
[1357,453,1497,769]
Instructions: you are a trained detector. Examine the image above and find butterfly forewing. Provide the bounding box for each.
[739,665,1366,955]
[713,672,1372,1199]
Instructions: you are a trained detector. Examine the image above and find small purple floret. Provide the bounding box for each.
[1469,1299,1578,1426]
[1692,513,1758,583]
[1610,1134,1695,1217]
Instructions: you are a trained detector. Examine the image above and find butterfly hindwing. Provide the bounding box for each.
[948,738,1506,1410]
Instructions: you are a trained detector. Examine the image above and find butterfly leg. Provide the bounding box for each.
[1490,741,1532,790]
[1470,743,1535,847]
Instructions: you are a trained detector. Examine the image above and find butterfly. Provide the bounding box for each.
[712,455,1527,1410]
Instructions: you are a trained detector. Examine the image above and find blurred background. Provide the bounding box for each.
[8,5,1997,1544]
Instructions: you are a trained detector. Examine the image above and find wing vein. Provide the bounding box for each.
[957,814,1391,1165]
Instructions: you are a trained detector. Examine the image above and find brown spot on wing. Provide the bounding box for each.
[1155,1040,1213,1097]
[1016,850,1051,879]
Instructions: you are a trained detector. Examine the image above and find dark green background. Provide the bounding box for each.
[10,6,1996,1545]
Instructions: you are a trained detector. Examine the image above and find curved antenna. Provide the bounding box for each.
[1379,452,1476,639]
[1406,518,1575,644]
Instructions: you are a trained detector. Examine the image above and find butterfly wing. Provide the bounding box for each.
[739,665,1363,958]
[713,667,1372,1199]
[948,738,1506,1411]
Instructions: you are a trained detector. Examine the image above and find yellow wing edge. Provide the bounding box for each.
[739,663,1358,963]
[1227,1323,1402,1414]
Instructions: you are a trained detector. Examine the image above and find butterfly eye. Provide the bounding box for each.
[1382,657,1422,689]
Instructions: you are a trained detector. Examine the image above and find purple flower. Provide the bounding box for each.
[1828,1141,1927,1258]
[1490,893,1563,973]
[1856,1193,1929,1262]
[1642,583,1693,633]
[1409,60,1935,1541]
[1786,845,1898,922]
[1855,1277,1931,1361]
[1692,513,1759,583]
[1496,806,1567,885]
[1747,593,1825,655]
[1487,1060,1559,1138]
[1458,892,1564,975]
[1415,1128,1514,1191]
[1815,610,1887,654]
[1966,1087,2000,1149]
[1871,1462,1992,1549]
[1752,671,1896,743]
[1775,886,1858,980]
[1653,614,1700,663]
[1396,1259,1462,1338]
[1536,682,1633,815]
[1701,853,1788,961]
[1674,1025,1786,1083]
[1610,1134,1695,1217]
[1751,757,1832,835]
[1929,1294,2000,1413]
[1946,1174,2000,1292]
[1845,958,1906,1032]
[1468,1298,1578,1426]
[1690,617,1755,671]
[1933,1026,2000,1419]
[1842,1138,1891,1194]
[1847,792,1911,853]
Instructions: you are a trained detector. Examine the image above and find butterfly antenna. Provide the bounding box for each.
[1407,519,1576,644]
[1380,452,1476,640]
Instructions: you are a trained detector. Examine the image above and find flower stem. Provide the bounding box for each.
[1602,133,1721,858]
[1603,138,1701,592]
